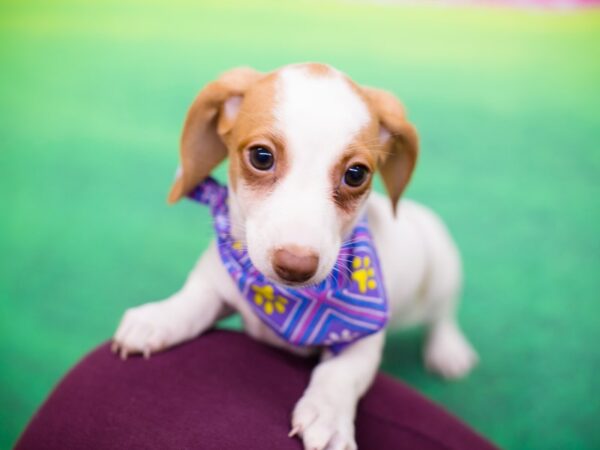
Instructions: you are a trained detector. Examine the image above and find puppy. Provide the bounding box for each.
[112,63,478,450]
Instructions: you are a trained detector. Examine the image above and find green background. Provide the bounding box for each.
[1,1,599,448]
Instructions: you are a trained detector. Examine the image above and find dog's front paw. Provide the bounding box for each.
[112,300,191,359]
[290,394,357,450]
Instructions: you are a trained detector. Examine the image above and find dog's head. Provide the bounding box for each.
[168,63,418,287]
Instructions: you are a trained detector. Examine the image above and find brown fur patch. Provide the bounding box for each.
[303,62,336,77]
[168,67,263,203]
[221,72,289,195]
[359,86,419,213]
[330,129,378,214]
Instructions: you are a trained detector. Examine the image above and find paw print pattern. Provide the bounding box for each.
[324,329,359,345]
[351,256,377,293]
[251,285,288,315]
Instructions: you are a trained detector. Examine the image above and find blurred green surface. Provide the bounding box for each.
[1,0,599,448]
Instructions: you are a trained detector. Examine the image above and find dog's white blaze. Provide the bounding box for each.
[244,65,371,282]
[276,66,370,160]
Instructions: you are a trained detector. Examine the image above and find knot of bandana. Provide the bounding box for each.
[188,177,388,354]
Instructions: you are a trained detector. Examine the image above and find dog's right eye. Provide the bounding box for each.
[248,146,274,171]
[344,164,369,188]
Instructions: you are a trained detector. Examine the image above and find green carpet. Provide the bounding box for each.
[1,1,599,448]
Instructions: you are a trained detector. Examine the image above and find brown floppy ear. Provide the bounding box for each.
[362,87,419,214]
[167,67,263,203]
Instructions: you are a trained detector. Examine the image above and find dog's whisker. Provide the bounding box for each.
[330,264,351,283]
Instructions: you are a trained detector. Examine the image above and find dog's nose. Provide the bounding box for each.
[273,246,319,283]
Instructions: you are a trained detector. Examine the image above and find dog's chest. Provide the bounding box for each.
[210,250,316,355]
[236,295,316,356]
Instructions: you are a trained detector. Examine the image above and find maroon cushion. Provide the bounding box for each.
[16,330,495,449]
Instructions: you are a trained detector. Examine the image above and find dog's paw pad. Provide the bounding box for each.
[425,322,478,379]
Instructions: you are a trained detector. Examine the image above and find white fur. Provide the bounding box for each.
[113,66,478,450]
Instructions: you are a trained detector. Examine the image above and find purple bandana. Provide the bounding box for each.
[189,177,388,353]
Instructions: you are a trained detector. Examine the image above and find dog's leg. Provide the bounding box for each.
[112,242,227,359]
[421,264,478,379]
[419,251,478,379]
[424,314,478,379]
[400,203,478,379]
[291,332,384,450]
[421,268,478,379]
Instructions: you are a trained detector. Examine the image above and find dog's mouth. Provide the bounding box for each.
[267,275,320,289]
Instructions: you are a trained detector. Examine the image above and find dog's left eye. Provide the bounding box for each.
[344,164,369,187]
[249,146,275,171]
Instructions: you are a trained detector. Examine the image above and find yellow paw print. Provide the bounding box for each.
[232,241,243,252]
[351,256,377,293]
[251,285,288,315]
